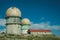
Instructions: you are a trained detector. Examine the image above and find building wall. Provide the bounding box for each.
[31,32,52,36]
[21,30,28,34]
[6,16,21,35]
[21,25,30,34]
[6,17,21,24]
[21,25,29,30]
[6,24,21,35]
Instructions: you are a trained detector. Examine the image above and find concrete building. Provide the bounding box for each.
[21,18,30,34]
[4,7,53,36]
[30,29,52,36]
[6,7,22,35]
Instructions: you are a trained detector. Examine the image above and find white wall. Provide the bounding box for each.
[21,30,28,34]
[7,24,21,35]
[31,32,52,35]
[6,17,21,24]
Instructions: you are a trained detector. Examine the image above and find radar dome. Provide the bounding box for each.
[6,7,21,17]
[22,18,30,25]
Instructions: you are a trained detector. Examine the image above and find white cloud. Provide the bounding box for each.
[30,21,60,30]
[0,19,6,33]
[0,19,60,30]
[0,19,6,26]
[52,25,60,30]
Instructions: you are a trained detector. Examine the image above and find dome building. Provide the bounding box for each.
[21,18,30,34]
[6,7,22,35]
[6,7,21,17]
[5,7,52,36]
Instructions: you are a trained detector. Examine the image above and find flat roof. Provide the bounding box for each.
[30,29,51,32]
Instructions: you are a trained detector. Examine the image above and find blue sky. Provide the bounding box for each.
[0,0,60,36]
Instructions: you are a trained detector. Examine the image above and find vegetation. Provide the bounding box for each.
[0,34,60,40]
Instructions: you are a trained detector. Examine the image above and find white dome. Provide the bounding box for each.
[22,18,30,25]
[6,7,21,17]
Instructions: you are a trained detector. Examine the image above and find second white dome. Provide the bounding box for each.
[22,18,30,25]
